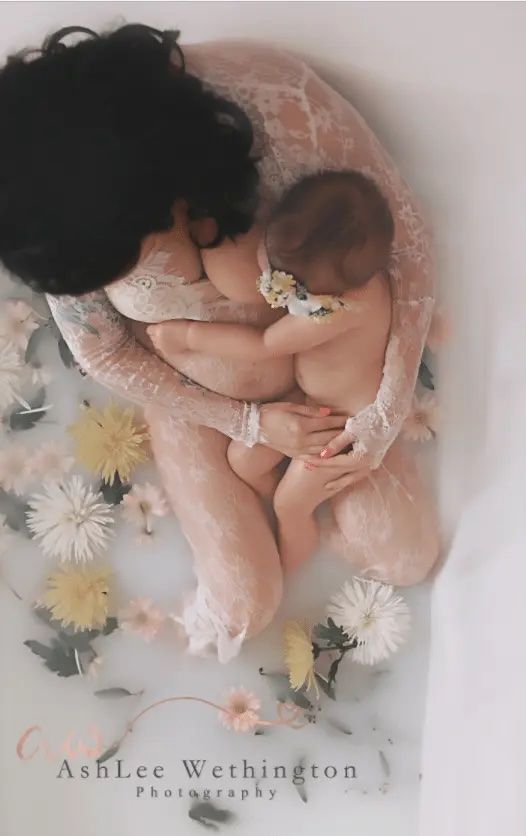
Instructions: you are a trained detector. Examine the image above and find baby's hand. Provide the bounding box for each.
[147,320,192,358]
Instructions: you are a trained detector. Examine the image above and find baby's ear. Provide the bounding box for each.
[267,214,305,256]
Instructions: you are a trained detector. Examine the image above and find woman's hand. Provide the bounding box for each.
[302,441,377,491]
[259,402,347,458]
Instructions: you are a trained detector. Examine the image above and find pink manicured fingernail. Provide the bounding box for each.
[320,448,329,458]
[319,407,331,416]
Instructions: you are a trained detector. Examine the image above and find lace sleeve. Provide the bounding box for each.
[45,290,257,443]
[262,50,435,464]
[200,42,434,462]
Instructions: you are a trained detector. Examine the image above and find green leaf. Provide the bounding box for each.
[24,326,47,363]
[94,688,143,699]
[97,740,121,765]
[99,475,131,506]
[259,668,313,710]
[24,638,80,677]
[102,616,119,635]
[0,489,31,536]
[418,359,435,390]
[57,336,77,369]
[313,617,350,646]
[188,801,236,830]
[9,388,47,431]
[314,673,336,701]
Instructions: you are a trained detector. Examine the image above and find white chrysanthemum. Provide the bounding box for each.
[0,444,32,495]
[327,578,411,665]
[0,300,41,352]
[32,441,74,483]
[0,343,26,410]
[26,476,114,562]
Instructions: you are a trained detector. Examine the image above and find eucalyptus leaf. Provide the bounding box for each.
[418,359,435,390]
[99,474,131,506]
[0,489,31,536]
[24,638,80,677]
[9,388,47,431]
[259,668,313,710]
[188,801,235,830]
[94,688,143,700]
[97,740,122,765]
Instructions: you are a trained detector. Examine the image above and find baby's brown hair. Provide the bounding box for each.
[266,170,394,288]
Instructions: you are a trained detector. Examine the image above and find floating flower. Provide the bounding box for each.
[0,443,32,495]
[68,402,149,485]
[327,578,411,665]
[42,565,111,631]
[402,392,439,442]
[0,342,26,410]
[283,621,318,695]
[0,299,41,352]
[219,687,261,732]
[426,308,451,354]
[32,441,75,483]
[118,597,165,642]
[121,482,168,537]
[26,476,114,562]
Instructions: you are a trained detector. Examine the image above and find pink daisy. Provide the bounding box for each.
[0,444,32,495]
[121,482,168,538]
[219,687,261,732]
[32,441,74,483]
[118,597,165,642]
[402,393,439,443]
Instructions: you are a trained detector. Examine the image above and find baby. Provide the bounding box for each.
[149,171,394,572]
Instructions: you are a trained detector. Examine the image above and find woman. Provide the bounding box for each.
[0,25,439,661]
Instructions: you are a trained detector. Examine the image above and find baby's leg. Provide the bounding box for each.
[329,440,440,586]
[227,441,285,502]
[273,460,333,573]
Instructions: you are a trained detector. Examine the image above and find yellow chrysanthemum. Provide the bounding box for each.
[43,565,111,631]
[283,620,319,695]
[271,270,296,294]
[69,402,149,485]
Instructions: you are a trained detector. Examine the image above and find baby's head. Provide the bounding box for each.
[266,171,394,293]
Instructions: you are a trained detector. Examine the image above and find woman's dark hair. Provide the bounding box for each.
[0,24,259,295]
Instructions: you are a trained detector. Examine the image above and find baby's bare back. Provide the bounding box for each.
[295,274,392,416]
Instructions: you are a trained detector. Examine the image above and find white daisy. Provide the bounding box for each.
[32,440,74,483]
[0,300,41,352]
[120,482,168,537]
[0,444,32,495]
[0,342,26,410]
[26,475,114,562]
[327,578,411,665]
[402,392,439,443]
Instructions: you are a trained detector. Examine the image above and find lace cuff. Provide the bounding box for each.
[238,402,261,447]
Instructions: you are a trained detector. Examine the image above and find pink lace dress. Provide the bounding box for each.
[47,41,439,661]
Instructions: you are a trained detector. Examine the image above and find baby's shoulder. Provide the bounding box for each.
[341,273,391,326]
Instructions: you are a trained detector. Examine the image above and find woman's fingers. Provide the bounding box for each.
[303,451,365,469]
[324,468,371,491]
[319,429,355,458]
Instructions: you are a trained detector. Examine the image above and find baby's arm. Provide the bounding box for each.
[148,305,362,362]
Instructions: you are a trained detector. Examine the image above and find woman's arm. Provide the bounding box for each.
[219,43,434,463]
[149,307,360,362]
[46,290,257,442]
[277,52,434,464]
